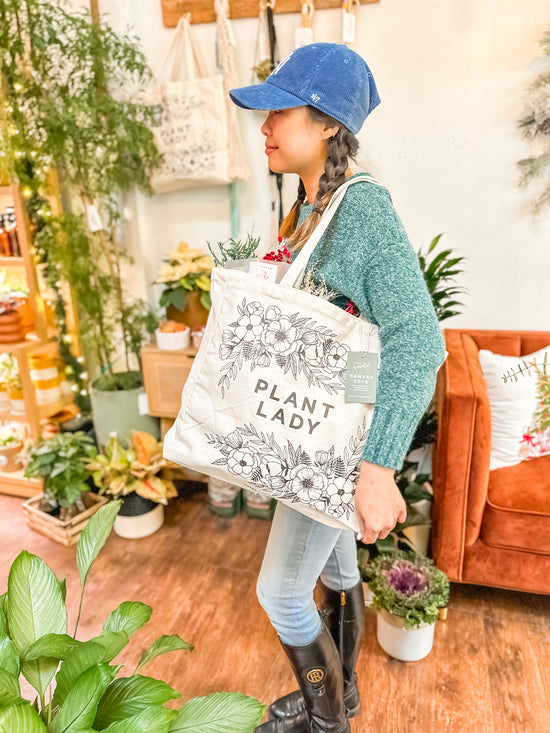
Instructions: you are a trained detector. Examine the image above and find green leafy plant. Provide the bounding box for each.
[0,501,266,731]
[86,430,177,504]
[417,233,467,322]
[207,232,261,267]
[0,0,162,394]
[365,550,449,629]
[517,29,550,212]
[23,431,97,519]
[155,241,213,313]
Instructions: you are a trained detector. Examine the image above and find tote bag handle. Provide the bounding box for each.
[280,175,383,289]
[158,16,210,83]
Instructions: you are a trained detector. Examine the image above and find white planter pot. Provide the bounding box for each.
[155,327,190,351]
[376,609,435,661]
[114,503,164,539]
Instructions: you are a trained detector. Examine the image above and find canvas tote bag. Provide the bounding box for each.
[147,17,232,192]
[164,176,383,531]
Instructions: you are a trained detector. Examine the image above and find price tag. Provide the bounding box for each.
[137,392,150,416]
[344,351,379,404]
[342,9,356,44]
[86,204,103,233]
[295,26,313,48]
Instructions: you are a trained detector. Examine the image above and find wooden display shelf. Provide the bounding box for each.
[141,344,197,418]
[0,256,24,266]
[161,0,379,25]
[0,466,42,498]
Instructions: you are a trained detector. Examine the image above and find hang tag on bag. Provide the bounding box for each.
[342,10,356,44]
[344,351,379,403]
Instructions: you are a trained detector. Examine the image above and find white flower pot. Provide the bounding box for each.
[114,503,164,539]
[376,609,435,661]
[155,327,190,351]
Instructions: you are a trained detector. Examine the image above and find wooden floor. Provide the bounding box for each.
[1,490,549,733]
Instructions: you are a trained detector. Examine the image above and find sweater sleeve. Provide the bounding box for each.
[315,183,447,470]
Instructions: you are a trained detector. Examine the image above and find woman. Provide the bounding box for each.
[229,43,446,733]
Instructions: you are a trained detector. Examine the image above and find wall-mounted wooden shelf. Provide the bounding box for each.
[161,0,379,26]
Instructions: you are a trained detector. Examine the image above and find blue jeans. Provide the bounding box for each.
[257,501,361,647]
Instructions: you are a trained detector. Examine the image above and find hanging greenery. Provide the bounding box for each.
[518,29,550,212]
[0,0,162,395]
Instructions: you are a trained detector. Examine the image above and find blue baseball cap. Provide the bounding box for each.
[229,43,380,135]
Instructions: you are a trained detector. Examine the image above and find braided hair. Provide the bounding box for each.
[278,107,359,250]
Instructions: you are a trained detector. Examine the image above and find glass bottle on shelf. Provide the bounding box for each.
[0,216,12,256]
[4,207,20,257]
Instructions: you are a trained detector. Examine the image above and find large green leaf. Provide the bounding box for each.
[102,602,152,637]
[103,707,178,733]
[52,641,108,708]
[0,637,20,678]
[169,692,265,732]
[0,593,6,615]
[0,668,21,706]
[50,664,117,733]
[0,701,47,732]
[94,675,180,729]
[76,501,121,591]
[6,551,67,696]
[89,630,129,662]
[134,634,193,674]
[24,633,83,663]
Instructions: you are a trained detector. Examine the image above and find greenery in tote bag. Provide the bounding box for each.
[0,501,266,731]
[365,550,449,630]
[207,232,261,267]
[23,432,97,516]
[0,0,162,399]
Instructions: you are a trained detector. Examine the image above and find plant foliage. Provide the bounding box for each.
[417,233,467,322]
[365,550,449,629]
[0,0,162,390]
[0,502,266,731]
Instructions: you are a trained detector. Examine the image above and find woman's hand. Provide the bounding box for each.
[354,461,407,544]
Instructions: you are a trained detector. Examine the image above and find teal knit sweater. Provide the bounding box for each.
[295,174,446,470]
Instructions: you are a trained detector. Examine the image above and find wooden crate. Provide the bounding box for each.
[22,493,108,546]
[141,345,197,418]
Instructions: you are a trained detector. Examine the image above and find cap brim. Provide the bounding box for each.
[229,80,306,111]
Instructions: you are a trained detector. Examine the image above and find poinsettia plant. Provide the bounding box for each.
[155,241,213,312]
[86,431,177,504]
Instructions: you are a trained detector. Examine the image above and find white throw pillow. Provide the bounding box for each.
[478,346,550,470]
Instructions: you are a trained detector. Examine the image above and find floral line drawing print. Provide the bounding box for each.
[218,299,350,397]
[205,424,366,521]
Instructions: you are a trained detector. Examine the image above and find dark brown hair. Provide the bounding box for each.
[278,107,359,250]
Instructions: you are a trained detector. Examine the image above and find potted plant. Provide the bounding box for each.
[0,296,24,343]
[365,550,450,662]
[7,374,25,414]
[0,424,24,472]
[86,430,177,538]
[0,501,265,731]
[155,241,213,328]
[21,431,106,545]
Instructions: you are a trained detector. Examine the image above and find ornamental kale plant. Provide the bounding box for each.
[0,502,265,731]
[365,551,449,630]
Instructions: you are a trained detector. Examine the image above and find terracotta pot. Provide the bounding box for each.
[13,297,34,332]
[0,312,24,343]
[0,441,23,472]
[167,291,209,330]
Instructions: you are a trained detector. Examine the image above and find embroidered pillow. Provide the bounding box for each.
[479,346,550,470]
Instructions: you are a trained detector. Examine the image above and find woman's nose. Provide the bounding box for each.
[261,112,273,136]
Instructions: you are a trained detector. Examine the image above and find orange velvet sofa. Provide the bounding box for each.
[432,329,550,595]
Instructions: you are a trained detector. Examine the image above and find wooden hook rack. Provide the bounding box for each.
[161,0,379,26]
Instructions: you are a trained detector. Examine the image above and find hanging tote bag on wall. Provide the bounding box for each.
[147,17,234,192]
[164,176,383,531]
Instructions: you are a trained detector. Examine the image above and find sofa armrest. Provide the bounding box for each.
[432,330,477,581]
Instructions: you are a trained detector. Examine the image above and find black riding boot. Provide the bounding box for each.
[268,581,364,721]
[254,624,350,732]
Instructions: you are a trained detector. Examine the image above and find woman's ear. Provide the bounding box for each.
[322,124,340,140]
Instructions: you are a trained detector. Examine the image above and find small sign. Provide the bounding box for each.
[137,391,150,416]
[344,351,378,404]
[248,260,279,282]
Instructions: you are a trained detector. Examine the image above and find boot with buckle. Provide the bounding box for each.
[268,580,364,721]
[254,624,350,732]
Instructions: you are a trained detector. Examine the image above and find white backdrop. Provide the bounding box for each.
[95,0,550,331]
